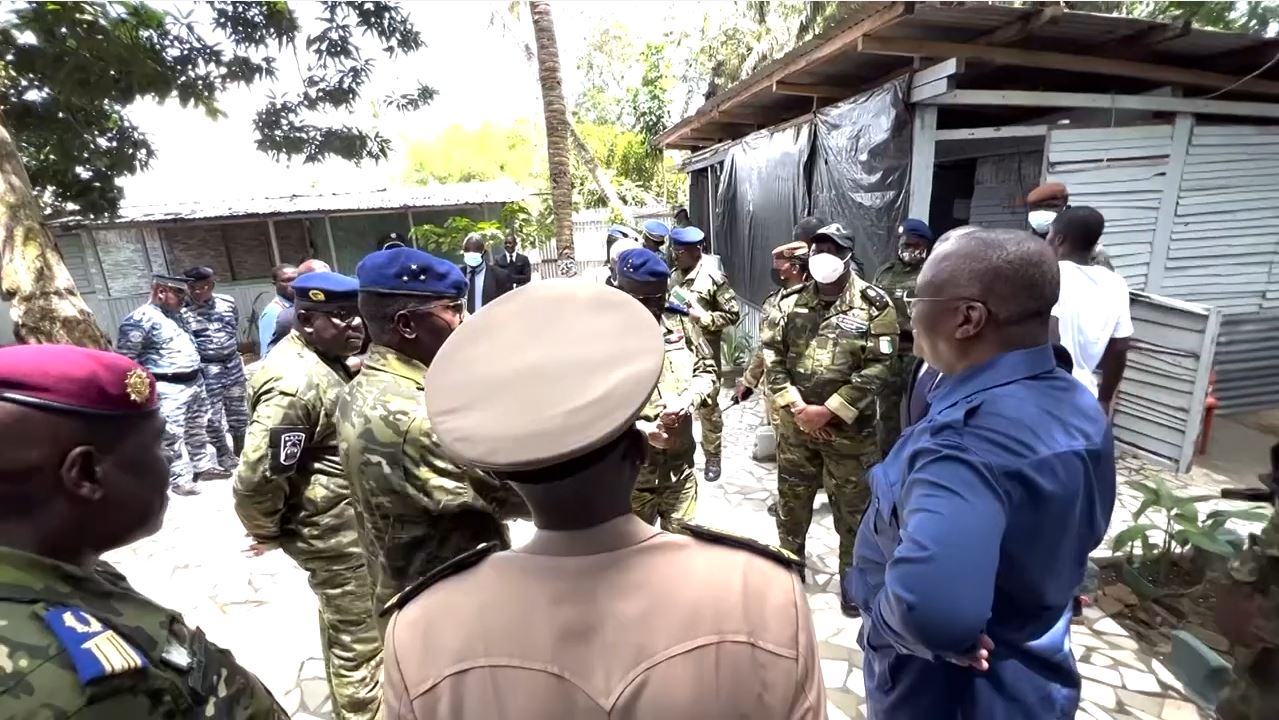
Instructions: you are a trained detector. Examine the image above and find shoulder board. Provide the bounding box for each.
[778,282,809,302]
[41,605,150,684]
[860,282,891,313]
[672,522,806,575]
[379,542,501,617]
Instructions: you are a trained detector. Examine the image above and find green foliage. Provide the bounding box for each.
[572,122,684,209]
[409,216,501,258]
[1053,2,1279,35]
[1,1,434,217]
[1111,474,1269,586]
[403,121,545,186]
[500,199,554,250]
[720,325,755,369]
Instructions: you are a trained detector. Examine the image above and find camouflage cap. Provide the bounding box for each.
[424,280,664,471]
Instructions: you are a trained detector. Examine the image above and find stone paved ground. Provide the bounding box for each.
[106,392,1267,719]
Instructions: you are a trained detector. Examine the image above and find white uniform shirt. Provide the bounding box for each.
[1051,260,1134,397]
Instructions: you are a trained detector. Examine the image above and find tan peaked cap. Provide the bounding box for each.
[424,280,664,471]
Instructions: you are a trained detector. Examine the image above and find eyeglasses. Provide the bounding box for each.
[905,296,1043,326]
[318,308,362,325]
[903,296,982,313]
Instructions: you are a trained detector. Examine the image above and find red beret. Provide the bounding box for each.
[0,345,158,415]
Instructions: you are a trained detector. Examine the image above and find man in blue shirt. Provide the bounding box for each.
[849,228,1116,719]
[258,263,297,354]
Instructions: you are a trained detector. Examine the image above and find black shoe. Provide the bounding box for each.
[171,482,201,497]
[766,502,778,518]
[704,456,721,483]
[195,467,232,482]
[841,600,861,618]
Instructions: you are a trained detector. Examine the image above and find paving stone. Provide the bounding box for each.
[281,687,302,715]
[1081,679,1119,709]
[1081,699,1118,720]
[1092,617,1129,636]
[1117,687,1166,716]
[1120,667,1163,694]
[298,678,329,713]
[1159,699,1203,720]
[845,667,866,697]
[820,658,849,689]
[1088,652,1116,667]
[1079,662,1124,687]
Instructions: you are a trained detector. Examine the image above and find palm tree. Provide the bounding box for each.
[529,1,575,276]
[0,115,109,347]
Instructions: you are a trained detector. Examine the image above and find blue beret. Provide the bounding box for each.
[356,247,466,298]
[607,225,637,241]
[291,271,359,306]
[900,218,935,244]
[641,220,670,242]
[669,226,705,246]
[0,344,157,415]
[616,248,670,283]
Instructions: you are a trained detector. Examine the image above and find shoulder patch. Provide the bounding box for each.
[860,283,891,313]
[41,605,149,684]
[672,522,807,575]
[379,542,501,617]
[268,426,311,473]
[780,282,808,300]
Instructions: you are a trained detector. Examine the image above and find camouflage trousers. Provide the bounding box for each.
[774,412,877,592]
[698,333,724,457]
[631,444,698,531]
[291,549,383,720]
[157,378,219,488]
[201,357,248,463]
[876,370,906,457]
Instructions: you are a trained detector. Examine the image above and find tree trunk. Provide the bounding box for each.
[529,1,575,277]
[569,124,632,224]
[0,116,109,348]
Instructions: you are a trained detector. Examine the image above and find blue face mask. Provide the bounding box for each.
[463,252,484,268]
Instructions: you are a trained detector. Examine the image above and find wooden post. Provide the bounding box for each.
[267,219,281,265]
[323,215,339,272]
[1147,113,1194,294]
[908,105,937,221]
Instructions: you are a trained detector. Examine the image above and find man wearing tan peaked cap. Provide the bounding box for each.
[380,280,826,719]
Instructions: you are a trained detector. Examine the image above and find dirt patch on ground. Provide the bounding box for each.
[1094,563,1234,663]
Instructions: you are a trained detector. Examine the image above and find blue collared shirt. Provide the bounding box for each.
[258,295,292,353]
[849,344,1116,720]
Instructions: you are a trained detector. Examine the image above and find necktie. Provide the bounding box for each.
[466,270,478,314]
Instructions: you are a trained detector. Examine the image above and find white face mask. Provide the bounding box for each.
[808,252,849,285]
[463,252,484,268]
[1028,210,1057,235]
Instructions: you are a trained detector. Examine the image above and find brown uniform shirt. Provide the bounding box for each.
[383,514,826,719]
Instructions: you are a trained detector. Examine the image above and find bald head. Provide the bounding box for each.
[297,259,331,274]
[913,228,1058,374]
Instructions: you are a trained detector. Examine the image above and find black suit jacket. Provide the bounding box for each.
[460,263,512,310]
[493,251,531,287]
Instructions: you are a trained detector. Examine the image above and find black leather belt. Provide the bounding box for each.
[152,370,201,383]
[200,352,238,364]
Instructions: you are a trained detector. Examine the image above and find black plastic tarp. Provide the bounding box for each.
[810,77,911,277]
[713,122,812,305]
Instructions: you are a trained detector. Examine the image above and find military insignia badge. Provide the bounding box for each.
[124,368,151,404]
[41,605,149,684]
[308,289,326,301]
[279,432,305,465]
[878,335,896,355]
[835,316,867,334]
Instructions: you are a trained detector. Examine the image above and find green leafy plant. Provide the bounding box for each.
[720,325,754,370]
[410,216,501,258]
[1111,475,1269,587]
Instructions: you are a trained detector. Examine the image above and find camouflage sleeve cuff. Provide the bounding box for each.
[775,386,802,408]
[824,393,859,424]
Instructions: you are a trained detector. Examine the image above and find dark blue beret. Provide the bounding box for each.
[669,226,705,246]
[182,266,214,281]
[356,247,466,298]
[641,220,670,242]
[292,271,359,306]
[616,248,670,283]
[900,218,935,244]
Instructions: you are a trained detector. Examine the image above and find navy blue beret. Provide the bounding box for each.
[292,271,359,306]
[900,218,935,244]
[616,248,670,283]
[356,247,466,298]
[182,266,214,281]
[669,226,705,246]
[641,220,670,243]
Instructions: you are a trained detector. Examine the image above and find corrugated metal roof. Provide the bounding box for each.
[55,180,528,227]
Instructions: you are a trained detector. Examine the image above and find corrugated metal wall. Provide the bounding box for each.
[1214,313,1279,412]
[1046,125,1174,292]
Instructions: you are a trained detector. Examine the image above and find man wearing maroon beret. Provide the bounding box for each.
[0,344,286,717]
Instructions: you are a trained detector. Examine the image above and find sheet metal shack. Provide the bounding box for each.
[659,2,1279,472]
[26,181,524,349]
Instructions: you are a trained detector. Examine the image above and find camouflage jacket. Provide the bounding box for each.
[638,313,718,452]
[872,260,921,356]
[336,345,517,619]
[743,289,783,390]
[181,294,240,362]
[669,255,741,337]
[233,332,360,562]
[1227,507,1279,647]
[0,546,285,719]
[116,304,201,375]
[761,278,899,433]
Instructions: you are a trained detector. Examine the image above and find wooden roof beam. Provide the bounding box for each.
[855,36,1279,97]
[972,5,1064,45]
[772,81,861,98]
[1103,18,1194,61]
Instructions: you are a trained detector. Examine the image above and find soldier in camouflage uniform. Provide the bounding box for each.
[0,344,285,718]
[337,247,519,635]
[738,241,811,426]
[615,248,718,528]
[1026,182,1114,270]
[1215,455,1279,720]
[182,266,248,465]
[116,274,225,496]
[871,219,935,455]
[761,224,897,617]
[233,272,382,720]
[668,225,739,483]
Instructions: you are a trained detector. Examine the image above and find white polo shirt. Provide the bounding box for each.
[1051,260,1134,397]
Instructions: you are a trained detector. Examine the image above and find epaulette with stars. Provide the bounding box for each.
[379,542,501,617]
